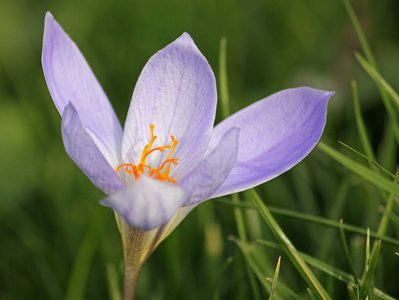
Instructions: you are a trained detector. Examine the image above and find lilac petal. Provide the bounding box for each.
[101,176,190,230]
[42,12,123,168]
[178,128,239,205]
[62,104,125,195]
[208,87,334,198]
[122,33,217,181]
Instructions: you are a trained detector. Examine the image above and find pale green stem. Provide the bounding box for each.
[122,225,165,300]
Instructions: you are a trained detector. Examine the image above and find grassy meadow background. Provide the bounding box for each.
[1,0,399,299]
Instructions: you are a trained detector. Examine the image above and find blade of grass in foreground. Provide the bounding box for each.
[265,278,301,300]
[65,207,106,300]
[352,79,376,163]
[355,53,399,110]
[342,0,376,68]
[339,220,359,285]
[355,53,399,146]
[106,263,121,300]
[228,235,270,293]
[359,240,381,300]
[218,37,262,299]
[343,0,399,146]
[257,240,396,300]
[248,189,332,300]
[268,256,281,300]
[337,141,399,182]
[215,199,399,247]
[318,142,399,198]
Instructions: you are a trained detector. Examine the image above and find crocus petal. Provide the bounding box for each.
[122,33,217,181]
[62,103,125,195]
[101,176,190,230]
[42,12,123,168]
[178,128,240,205]
[208,87,333,198]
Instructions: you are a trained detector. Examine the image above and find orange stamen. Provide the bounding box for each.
[115,124,179,183]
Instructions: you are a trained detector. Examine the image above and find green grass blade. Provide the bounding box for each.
[339,220,359,285]
[218,37,230,119]
[352,79,376,162]
[355,53,399,146]
[212,256,234,300]
[355,53,399,110]
[215,199,399,247]
[365,229,371,274]
[229,235,270,294]
[248,189,332,300]
[307,288,316,300]
[257,240,396,300]
[265,278,301,300]
[218,38,262,299]
[318,142,399,197]
[347,285,358,300]
[359,240,381,300]
[64,208,106,300]
[342,0,376,68]
[338,141,399,181]
[268,256,281,300]
[106,263,121,300]
[232,194,262,299]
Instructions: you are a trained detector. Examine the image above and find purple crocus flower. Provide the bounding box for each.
[42,12,333,297]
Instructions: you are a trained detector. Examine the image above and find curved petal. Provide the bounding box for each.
[178,128,239,205]
[61,104,125,195]
[101,176,190,230]
[122,33,217,181]
[208,87,333,198]
[42,12,123,168]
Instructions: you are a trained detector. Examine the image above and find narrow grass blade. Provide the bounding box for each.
[355,53,399,110]
[352,79,376,163]
[212,256,234,300]
[307,288,316,300]
[64,208,106,300]
[342,0,376,68]
[365,229,371,274]
[318,142,399,197]
[215,199,399,247]
[355,53,399,145]
[359,240,381,300]
[218,37,230,119]
[257,240,395,300]
[232,194,262,299]
[265,278,301,300]
[218,38,261,299]
[106,263,121,300]
[248,189,332,300]
[347,285,357,300]
[268,256,281,300]
[338,141,399,181]
[339,219,359,285]
[229,235,269,294]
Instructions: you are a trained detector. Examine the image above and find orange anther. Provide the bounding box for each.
[115,125,179,183]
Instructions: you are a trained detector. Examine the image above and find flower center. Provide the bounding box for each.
[115,124,179,183]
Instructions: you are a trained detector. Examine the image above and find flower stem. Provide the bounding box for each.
[122,225,166,300]
[122,227,147,300]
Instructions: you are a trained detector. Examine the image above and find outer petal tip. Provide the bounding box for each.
[209,86,333,198]
[178,32,193,42]
[45,11,54,23]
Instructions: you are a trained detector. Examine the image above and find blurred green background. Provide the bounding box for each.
[1,0,399,299]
